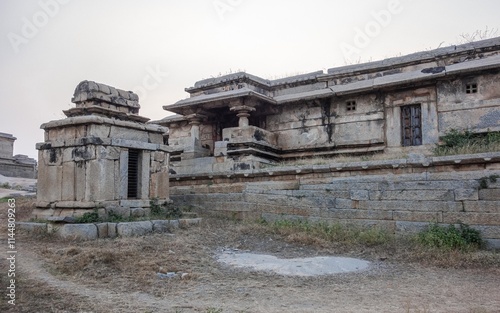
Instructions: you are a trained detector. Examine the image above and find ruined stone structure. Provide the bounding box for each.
[159,37,500,173]
[158,37,500,248]
[0,132,37,178]
[34,81,171,219]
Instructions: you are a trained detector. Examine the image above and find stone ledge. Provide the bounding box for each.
[170,152,500,181]
[16,218,201,241]
[40,115,167,133]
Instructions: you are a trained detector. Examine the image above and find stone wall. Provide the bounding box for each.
[0,132,15,159]
[169,152,500,248]
[34,80,171,220]
[0,132,37,178]
[0,162,36,179]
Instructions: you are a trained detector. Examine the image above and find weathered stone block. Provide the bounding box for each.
[153,151,166,162]
[357,200,463,212]
[96,223,108,238]
[335,198,355,209]
[110,126,149,142]
[88,124,111,138]
[395,221,430,235]
[156,171,169,199]
[96,146,121,160]
[107,223,117,238]
[485,239,500,250]
[149,133,164,144]
[58,224,98,240]
[463,201,500,213]
[61,162,76,201]
[393,211,441,223]
[443,213,500,225]
[85,159,115,201]
[107,206,131,218]
[71,146,96,162]
[141,151,151,198]
[471,225,500,239]
[479,189,500,200]
[152,220,170,233]
[350,190,369,200]
[117,221,152,237]
[321,208,393,220]
[37,163,62,202]
[378,190,454,201]
[454,189,478,201]
[130,208,146,218]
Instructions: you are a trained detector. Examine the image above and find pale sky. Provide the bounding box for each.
[1,0,499,160]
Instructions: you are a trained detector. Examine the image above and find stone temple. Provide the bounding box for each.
[32,38,500,248]
[157,37,500,174]
[33,81,171,219]
[0,132,37,179]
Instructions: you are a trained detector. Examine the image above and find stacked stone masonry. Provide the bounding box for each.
[170,153,500,248]
[0,132,37,178]
[158,37,500,171]
[34,81,171,219]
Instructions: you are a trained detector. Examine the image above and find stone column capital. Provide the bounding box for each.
[229,105,256,113]
[185,113,206,125]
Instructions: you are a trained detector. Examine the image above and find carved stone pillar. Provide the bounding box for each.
[230,105,256,128]
[182,113,209,159]
[186,114,202,142]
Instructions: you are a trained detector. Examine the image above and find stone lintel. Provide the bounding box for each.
[36,137,172,152]
[40,115,167,134]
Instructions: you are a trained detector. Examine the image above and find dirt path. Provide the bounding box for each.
[9,239,500,313]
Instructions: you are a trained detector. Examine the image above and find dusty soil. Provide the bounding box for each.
[1,199,500,313]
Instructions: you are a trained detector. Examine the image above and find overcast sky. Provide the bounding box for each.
[1,0,499,160]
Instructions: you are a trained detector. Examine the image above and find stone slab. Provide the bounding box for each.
[117,221,153,237]
[57,224,98,240]
[96,223,108,238]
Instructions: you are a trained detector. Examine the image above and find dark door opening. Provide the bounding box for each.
[401,104,422,146]
[127,149,140,199]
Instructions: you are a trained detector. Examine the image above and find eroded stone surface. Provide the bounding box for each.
[218,252,370,277]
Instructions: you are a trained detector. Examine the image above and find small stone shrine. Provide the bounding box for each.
[34,81,171,219]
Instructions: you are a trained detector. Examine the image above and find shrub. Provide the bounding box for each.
[433,129,500,156]
[418,223,483,251]
[74,210,100,223]
[149,199,183,219]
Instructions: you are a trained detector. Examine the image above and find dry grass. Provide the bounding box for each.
[2,207,500,312]
[4,199,500,312]
[253,219,500,269]
[433,141,500,156]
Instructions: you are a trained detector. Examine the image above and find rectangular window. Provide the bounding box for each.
[346,100,356,112]
[127,149,140,199]
[466,83,478,94]
[401,104,422,146]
